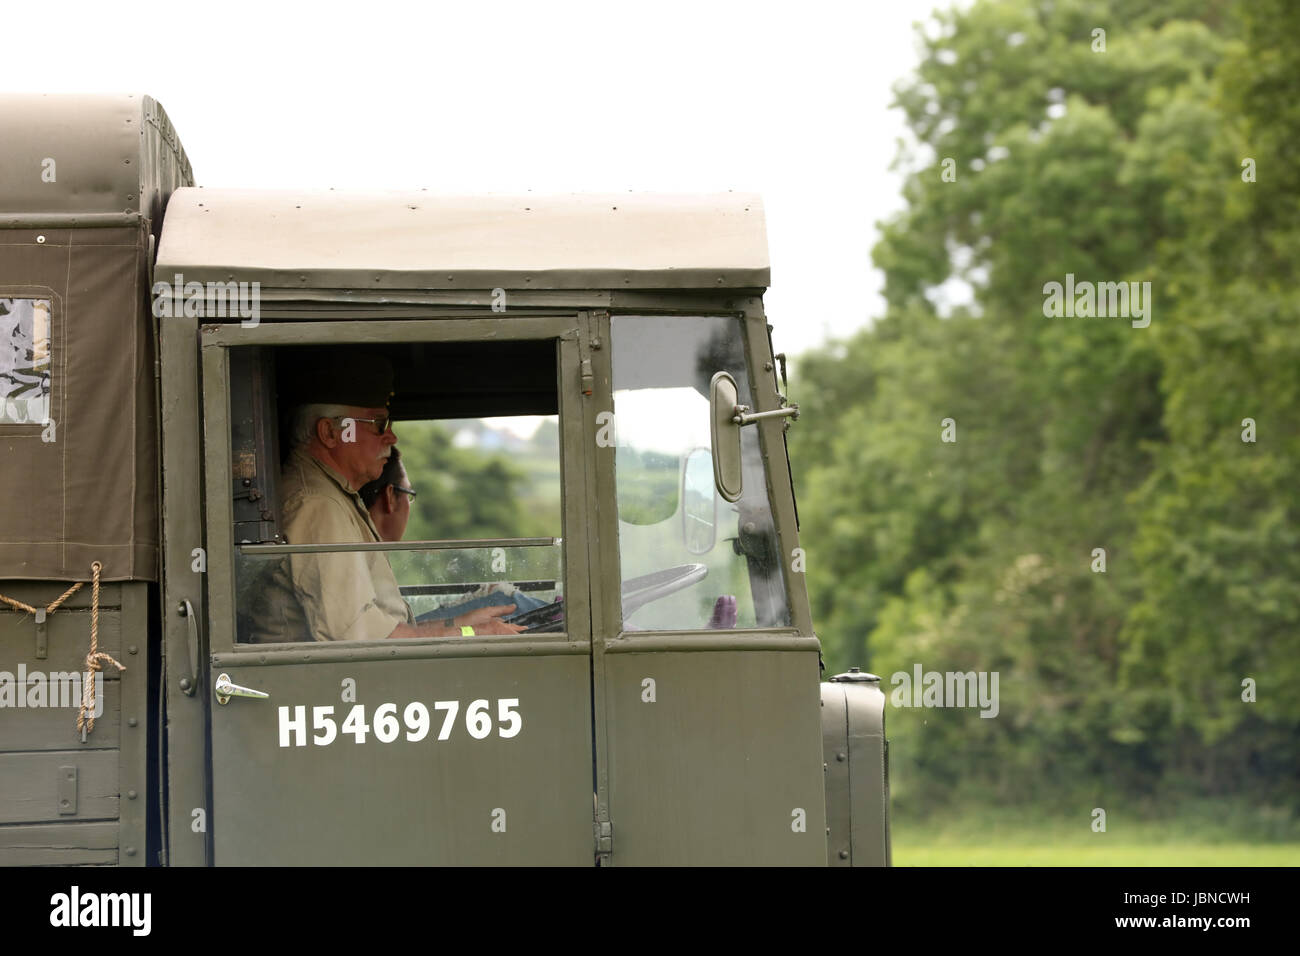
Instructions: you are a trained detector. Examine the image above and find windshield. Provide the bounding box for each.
[611,315,790,631]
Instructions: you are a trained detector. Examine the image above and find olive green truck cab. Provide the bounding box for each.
[0,94,888,866]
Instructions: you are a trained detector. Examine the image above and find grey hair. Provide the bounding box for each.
[288,403,356,449]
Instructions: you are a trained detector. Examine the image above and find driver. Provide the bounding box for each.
[247,352,523,643]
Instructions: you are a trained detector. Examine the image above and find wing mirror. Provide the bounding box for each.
[709,372,745,502]
[709,371,801,503]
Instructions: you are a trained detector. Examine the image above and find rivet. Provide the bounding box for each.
[128,645,138,655]
[36,235,46,244]
[836,752,846,762]
[125,846,137,857]
[128,790,138,799]
[128,717,138,727]
[839,850,849,860]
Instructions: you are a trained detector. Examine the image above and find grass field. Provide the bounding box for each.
[894,842,1299,866]
[891,804,1300,866]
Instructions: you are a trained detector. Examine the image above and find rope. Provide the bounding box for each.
[78,562,125,738]
[0,580,84,617]
[0,562,126,739]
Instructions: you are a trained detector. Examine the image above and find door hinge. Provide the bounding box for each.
[593,819,613,861]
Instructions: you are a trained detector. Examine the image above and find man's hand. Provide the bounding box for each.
[456,604,525,635]
[388,604,524,640]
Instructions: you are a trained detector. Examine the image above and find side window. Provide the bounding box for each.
[228,341,565,644]
[385,417,563,626]
[611,315,791,632]
[0,297,52,424]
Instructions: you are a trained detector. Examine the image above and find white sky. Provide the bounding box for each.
[6,0,961,358]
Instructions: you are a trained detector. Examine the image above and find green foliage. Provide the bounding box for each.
[615,447,680,526]
[1119,0,1300,798]
[793,0,1299,814]
[396,420,559,541]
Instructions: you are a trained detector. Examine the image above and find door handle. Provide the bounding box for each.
[178,600,200,696]
[214,673,270,706]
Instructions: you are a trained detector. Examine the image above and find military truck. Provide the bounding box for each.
[0,93,888,866]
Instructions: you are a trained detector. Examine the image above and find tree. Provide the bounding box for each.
[793,0,1298,811]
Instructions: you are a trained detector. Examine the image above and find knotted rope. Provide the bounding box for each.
[0,562,124,739]
[78,561,125,737]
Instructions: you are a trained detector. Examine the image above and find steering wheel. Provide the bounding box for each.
[621,564,708,619]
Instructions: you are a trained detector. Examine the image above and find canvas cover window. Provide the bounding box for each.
[0,297,51,425]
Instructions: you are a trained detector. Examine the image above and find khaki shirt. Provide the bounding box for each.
[245,447,413,643]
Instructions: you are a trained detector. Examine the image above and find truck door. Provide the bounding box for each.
[194,318,595,865]
[589,311,827,865]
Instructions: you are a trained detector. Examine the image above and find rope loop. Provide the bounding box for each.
[78,561,125,737]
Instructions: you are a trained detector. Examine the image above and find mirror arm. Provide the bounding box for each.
[731,403,800,427]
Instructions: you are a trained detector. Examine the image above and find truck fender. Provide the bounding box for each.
[820,669,891,866]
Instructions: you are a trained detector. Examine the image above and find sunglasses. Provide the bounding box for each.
[392,485,417,499]
[332,414,393,436]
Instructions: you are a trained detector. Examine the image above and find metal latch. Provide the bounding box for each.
[34,607,47,660]
[57,765,77,815]
[829,667,881,683]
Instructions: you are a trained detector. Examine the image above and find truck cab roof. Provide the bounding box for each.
[156,187,770,295]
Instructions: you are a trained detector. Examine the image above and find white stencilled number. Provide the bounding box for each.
[341,703,370,743]
[287,697,523,746]
[497,698,521,738]
[313,706,336,746]
[434,700,459,741]
[466,699,492,739]
[403,702,430,742]
[374,702,400,743]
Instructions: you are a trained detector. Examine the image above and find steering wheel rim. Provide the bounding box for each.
[621,563,708,618]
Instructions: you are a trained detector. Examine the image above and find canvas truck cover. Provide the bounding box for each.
[0,94,193,581]
[155,189,770,294]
